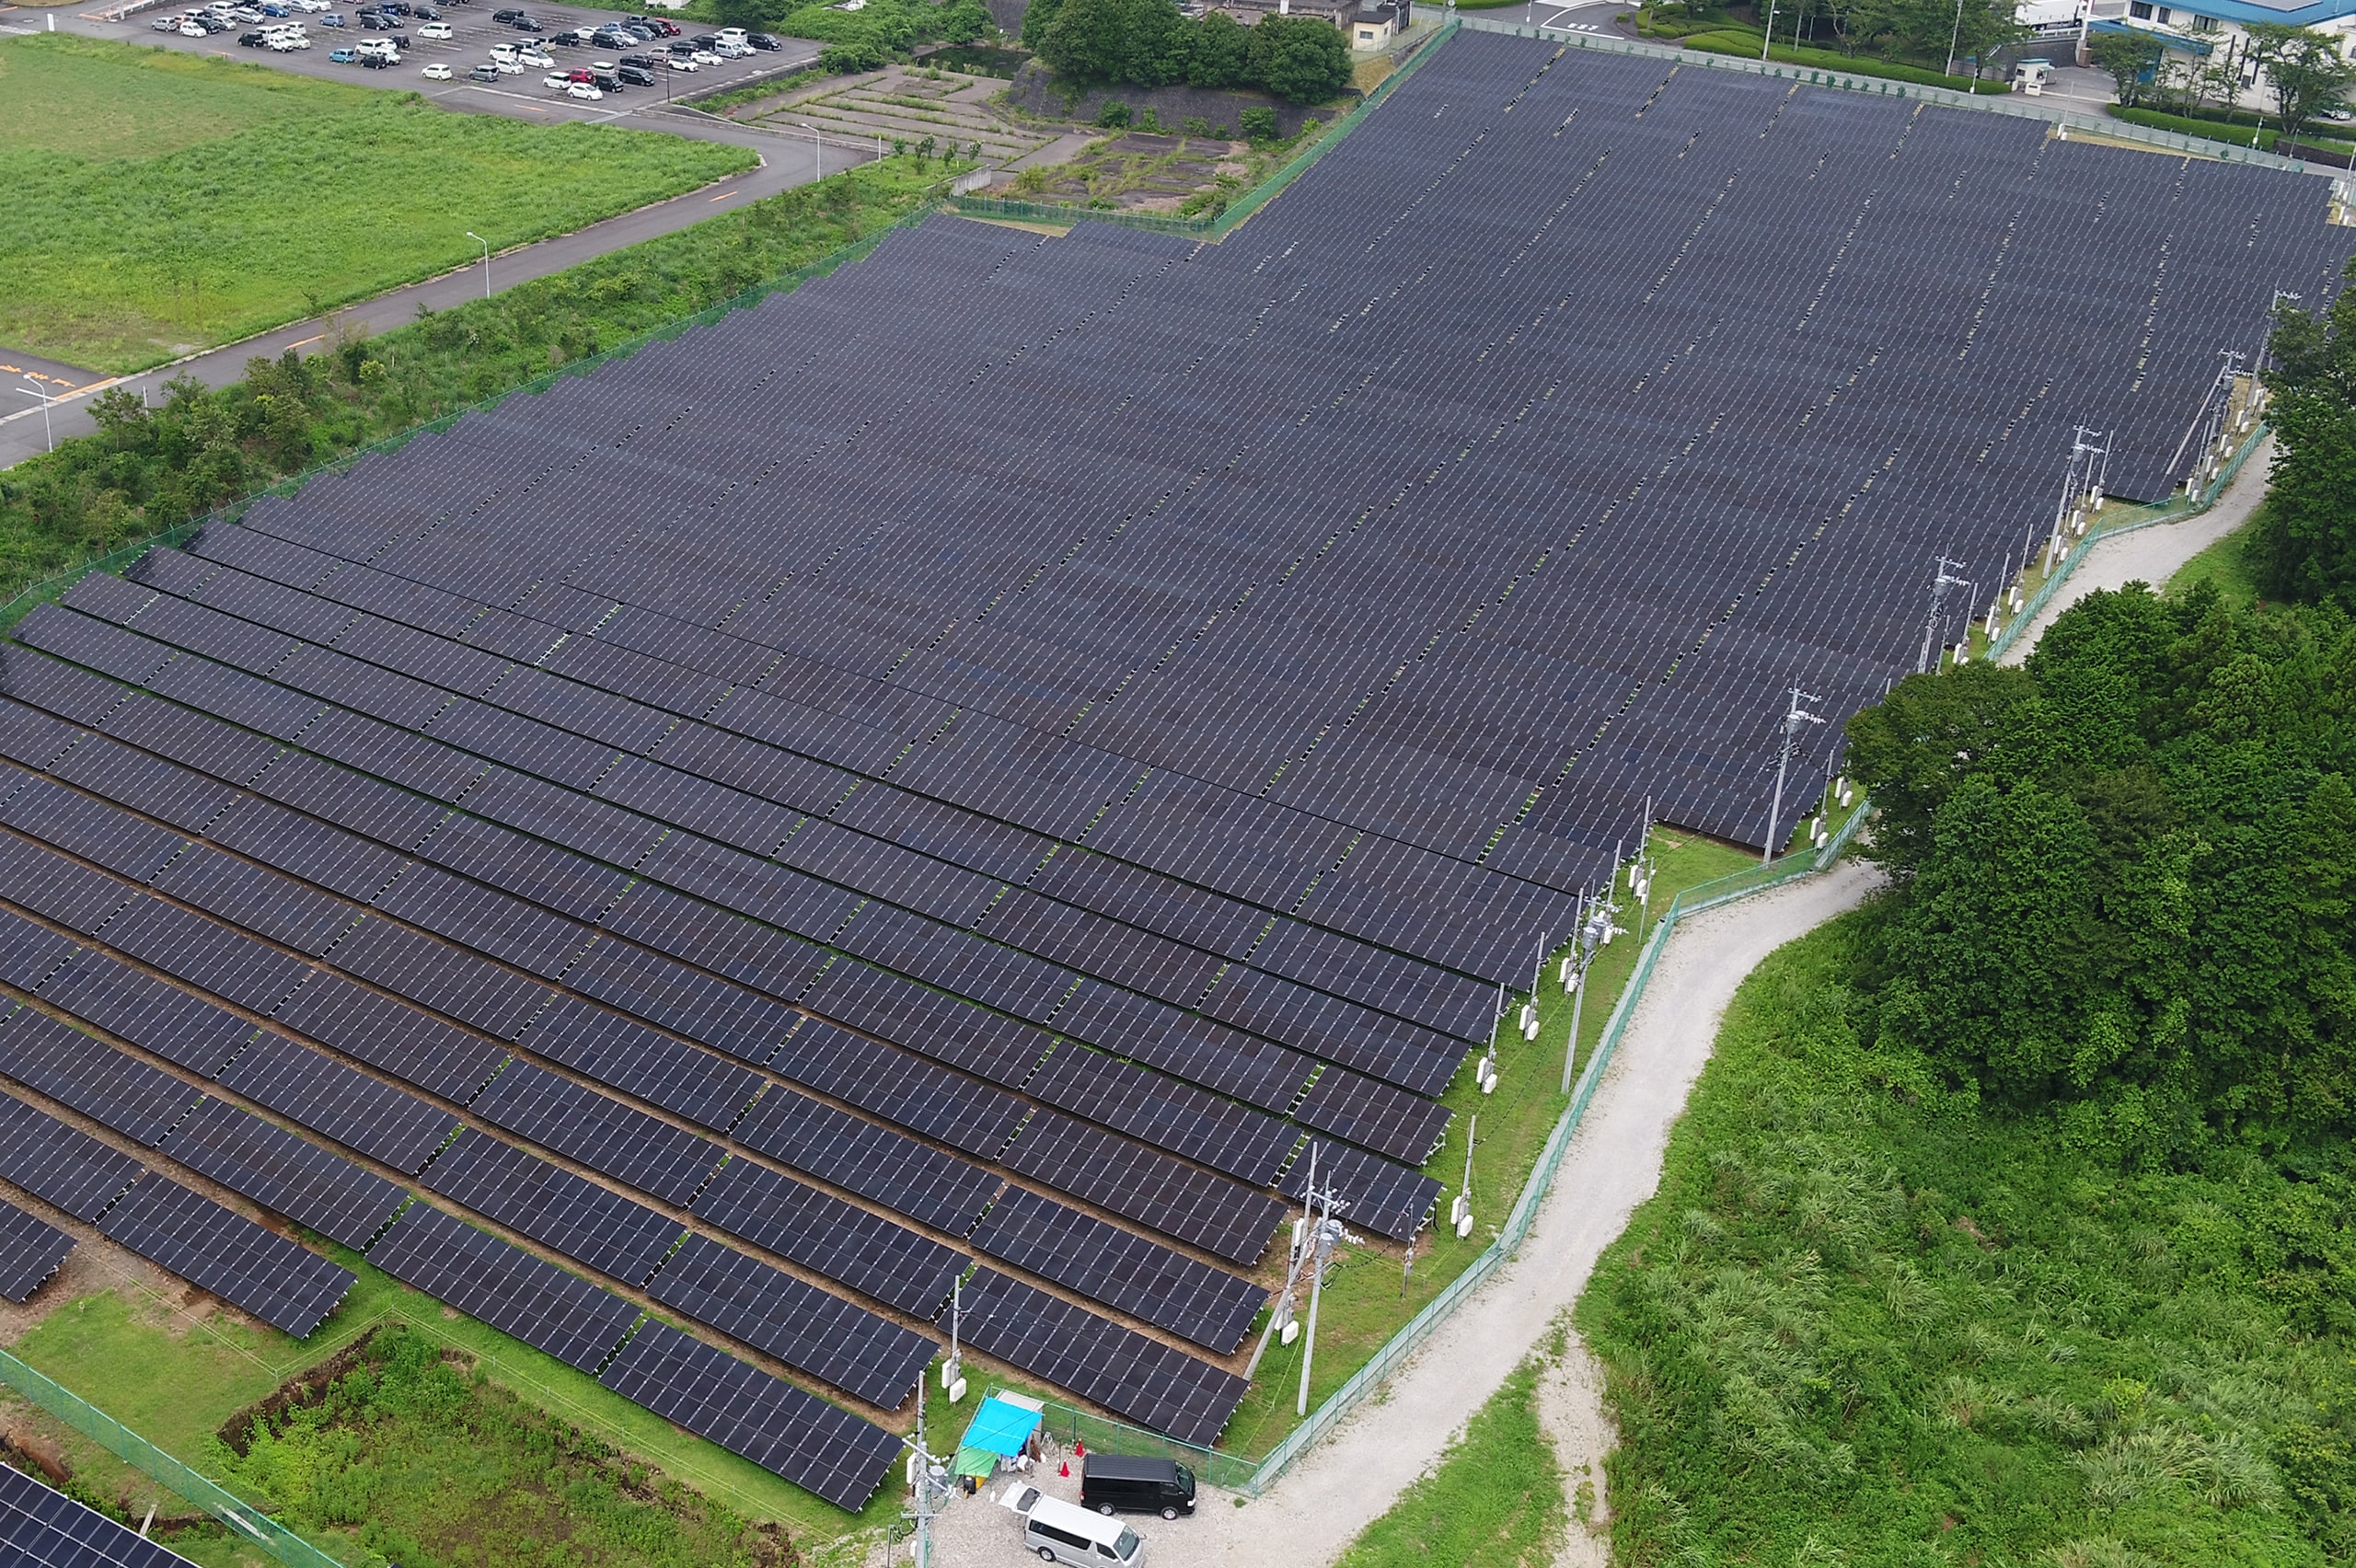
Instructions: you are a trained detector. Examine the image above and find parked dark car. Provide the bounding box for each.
[491,6,520,18]
[236,29,266,43]
[1079,1456,1195,1521]
[746,30,781,47]
[468,60,500,77]
[619,50,654,65]
[616,62,654,84]
[358,49,392,63]
[509,14,542,29]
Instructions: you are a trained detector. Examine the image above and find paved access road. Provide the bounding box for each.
[0,1,880,467]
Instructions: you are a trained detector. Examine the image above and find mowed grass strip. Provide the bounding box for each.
[0,35,754,372]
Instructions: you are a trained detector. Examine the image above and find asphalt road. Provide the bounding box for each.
[0,0,881,467]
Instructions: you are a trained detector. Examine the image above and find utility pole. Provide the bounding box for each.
[1762,682,1825,864]
[906,1360,949,1568]
[1559,886,1620,1092]
[1296,1177,1353,1417]
[1916,555,1971,674]
[941,1274,964,1402]
[1245,1146,1317,1383]
[2260,290,2301,375]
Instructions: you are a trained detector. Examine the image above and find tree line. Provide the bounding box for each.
[1663,0,2031,82]
[1022,0,1356,105]
[1841,259,2356,1161]
[0,167,941,615]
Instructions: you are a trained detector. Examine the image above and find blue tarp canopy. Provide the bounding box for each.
[959,1392,1045,1458]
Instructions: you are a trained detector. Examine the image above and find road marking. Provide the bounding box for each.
[708,188,738,201]
[285,333,327,351]
[0,365,85,390]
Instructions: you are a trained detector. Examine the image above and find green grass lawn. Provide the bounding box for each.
[0,34,753,372]
[1576,913,2343,1564]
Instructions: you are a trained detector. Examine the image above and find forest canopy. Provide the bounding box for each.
[1844,582,2355,1160]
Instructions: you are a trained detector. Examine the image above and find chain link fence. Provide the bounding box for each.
[0,1345,344,1568]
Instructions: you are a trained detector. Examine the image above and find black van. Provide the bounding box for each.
[1080,1454,1195,1519]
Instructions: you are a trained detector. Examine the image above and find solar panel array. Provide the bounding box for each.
[0,27,2347,1483]
[0,1195,73,1303]
[0,1462,202,1568]
[96,1173,355,1336]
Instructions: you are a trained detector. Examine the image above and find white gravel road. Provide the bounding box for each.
[874,452,2274,1568]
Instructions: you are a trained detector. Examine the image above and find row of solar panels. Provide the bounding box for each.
[212,45,2346,951]
[0,604,1448,1243]
[0,1461,202,1568]
[0,798,1268,1435]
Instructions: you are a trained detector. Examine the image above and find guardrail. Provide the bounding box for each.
[0,1346,344,1568]
[1456,15,2319,174]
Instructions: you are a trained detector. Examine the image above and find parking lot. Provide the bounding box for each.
[86,0,820,128]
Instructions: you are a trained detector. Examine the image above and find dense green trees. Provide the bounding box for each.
[2257,268,2356,609]
[1034,0,1353,104]
[1846,583,2356,1159]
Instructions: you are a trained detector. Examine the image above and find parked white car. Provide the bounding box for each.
[566,80,602,98]
[421,59,452,75]
[517,45,553,65]
[418,20,452,37]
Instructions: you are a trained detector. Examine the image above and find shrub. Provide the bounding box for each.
[1239,104,1278,140]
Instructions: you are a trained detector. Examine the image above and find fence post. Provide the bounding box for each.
[0,1347,344,1568]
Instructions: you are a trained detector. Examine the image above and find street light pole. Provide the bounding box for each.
[1945,0,1967,77]
[466,231,490,299]
[800,121,823,178]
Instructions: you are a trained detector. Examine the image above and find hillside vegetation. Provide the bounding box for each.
[1580,573,2356,1563]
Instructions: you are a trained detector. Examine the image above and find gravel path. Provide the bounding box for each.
[1998,432,2274,663]
[877,468,2280,1568]
[887,859,1884,1568]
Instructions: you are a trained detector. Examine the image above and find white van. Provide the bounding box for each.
[998,1482,1144,1567]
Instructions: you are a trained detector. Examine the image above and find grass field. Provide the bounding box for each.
[2168,507,2267,607]
[3,1238,895,1564]
[1577,913,2340,1565]
[0,35,752,372]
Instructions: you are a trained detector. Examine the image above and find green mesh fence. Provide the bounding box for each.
[0,1345,344,1568]
[1011,796,1870,1498]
